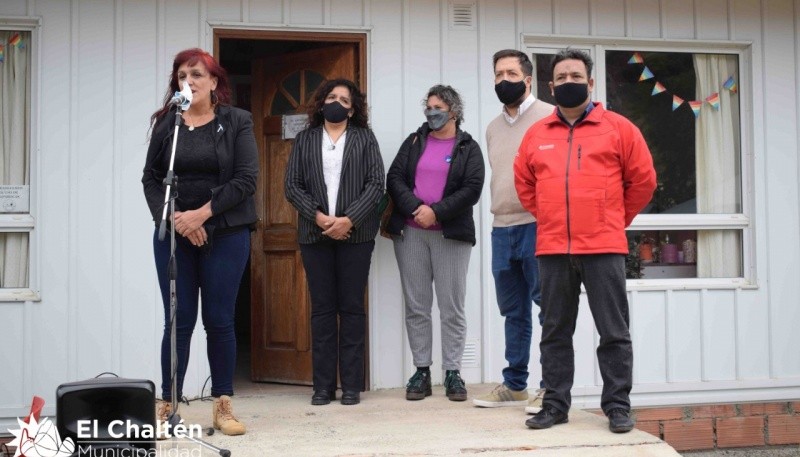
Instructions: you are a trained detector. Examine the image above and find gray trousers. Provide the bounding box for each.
[393,226,472,370]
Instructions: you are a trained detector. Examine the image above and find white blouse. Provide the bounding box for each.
[321,129,347,216]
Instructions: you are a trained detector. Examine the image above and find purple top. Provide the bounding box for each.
[407,135,455,230]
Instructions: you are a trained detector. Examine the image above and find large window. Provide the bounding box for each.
[527,40,750,284]
[0,27,33,293]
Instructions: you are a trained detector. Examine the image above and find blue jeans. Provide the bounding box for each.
[153,228,250,400]
[491,223,542,391]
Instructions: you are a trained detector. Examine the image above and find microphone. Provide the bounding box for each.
[170,81,193,110]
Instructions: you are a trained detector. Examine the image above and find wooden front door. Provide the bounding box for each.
[250,44,357,383]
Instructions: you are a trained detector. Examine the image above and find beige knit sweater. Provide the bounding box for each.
[486,99,555,227]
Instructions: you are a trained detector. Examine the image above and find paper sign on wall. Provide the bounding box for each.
[282,114,309,140]
[0,185,29,213]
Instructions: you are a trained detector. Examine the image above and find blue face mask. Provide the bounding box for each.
[424,108,451,131]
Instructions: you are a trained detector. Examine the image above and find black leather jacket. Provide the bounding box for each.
[386,123,485,245]
[142,105,258,233]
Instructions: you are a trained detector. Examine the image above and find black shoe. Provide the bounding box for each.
[341,391,360,405]
[607,408,635,433]
[525,405,569,429]
[311,389,336,405]
[406,369,432,400]
[444,370,467,402]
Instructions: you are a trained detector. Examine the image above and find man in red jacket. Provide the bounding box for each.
[514,48,656,433]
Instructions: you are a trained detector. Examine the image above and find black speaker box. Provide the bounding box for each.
[56,377,155,457]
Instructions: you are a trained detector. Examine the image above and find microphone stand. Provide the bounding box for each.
[158,106,231,457]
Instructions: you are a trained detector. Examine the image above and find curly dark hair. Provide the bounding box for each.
[307,78,369,129]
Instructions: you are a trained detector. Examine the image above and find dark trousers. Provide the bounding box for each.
[300,239,374,392]
[538,254,632,414]
[153,228,250,400]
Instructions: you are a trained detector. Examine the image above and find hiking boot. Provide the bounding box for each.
[525,388,546,414]
[212,395,246,436]
[607,408,635,433]
[472,383,528,407]
[405,369,432,400]
[444,370,467,402]
[155,400,172,440]
[525,405,569,429]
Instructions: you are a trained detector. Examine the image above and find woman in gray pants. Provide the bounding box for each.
[385,85,485,402]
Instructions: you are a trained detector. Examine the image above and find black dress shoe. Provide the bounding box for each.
[607,408,635,433]
[311,389,336,405]
[341,391,360,405]
[525,405,569,429]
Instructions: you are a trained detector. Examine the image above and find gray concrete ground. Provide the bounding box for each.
[158,383,680,457]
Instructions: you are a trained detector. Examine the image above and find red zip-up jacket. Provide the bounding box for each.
[514,102,656,255]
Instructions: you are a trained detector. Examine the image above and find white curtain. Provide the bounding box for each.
[0,31,30,287]
[693,54,741,277]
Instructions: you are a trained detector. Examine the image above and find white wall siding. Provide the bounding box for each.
[1,0,799,425]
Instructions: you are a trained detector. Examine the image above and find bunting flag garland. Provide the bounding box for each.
[705,92,720,110]
[722,75,737,93]
[628,52,739,120]
[8,33,21,48]
[0,45,4,64]
[628,52,644,64]
[688,101,702,118]
[672,95,685,111]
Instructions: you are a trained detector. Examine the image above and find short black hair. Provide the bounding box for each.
[550,48,594,79]
[492,49,533,77]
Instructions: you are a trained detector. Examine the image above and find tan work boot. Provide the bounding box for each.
[212,395,246,436]
[155,400,172,440]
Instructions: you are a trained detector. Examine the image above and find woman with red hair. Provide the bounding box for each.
[142,48,257,436]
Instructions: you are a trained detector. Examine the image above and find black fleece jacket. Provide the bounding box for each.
[386,123,485,245]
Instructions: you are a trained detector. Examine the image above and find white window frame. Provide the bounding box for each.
[523,35,755,290]
[0,16,41,301]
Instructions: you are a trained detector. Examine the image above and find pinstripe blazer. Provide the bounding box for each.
[284,125,385,244]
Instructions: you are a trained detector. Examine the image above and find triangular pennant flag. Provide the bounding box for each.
[628,52,644,64]
[651,81,666,95]
[8,33,21,48]
[688,101,702,118]
[672,95,685,111]
[639,66,655,81]
[723,75,737,93]
[705,92,720,111]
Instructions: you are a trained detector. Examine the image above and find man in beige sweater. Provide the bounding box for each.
[473,49,554,410]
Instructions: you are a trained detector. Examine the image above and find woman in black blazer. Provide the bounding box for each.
[142,48,255,436]
[284,79,385,406]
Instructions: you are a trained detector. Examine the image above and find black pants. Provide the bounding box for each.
[538,254,632,414]
[300,239,375,392]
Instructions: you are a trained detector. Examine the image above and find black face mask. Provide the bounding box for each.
[321,101,350,123]
[494,79,527,106]
[553,82,589,108]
